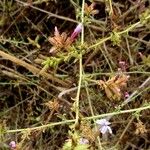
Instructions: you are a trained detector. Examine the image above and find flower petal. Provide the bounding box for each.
[96,119,111,126]
[70,23,82,40]
[96,119,107,125]
[54,26,60,37]
[74,23,82,34]
[100,126,108,134]
[104,121,111,126]
[107,126,113,134]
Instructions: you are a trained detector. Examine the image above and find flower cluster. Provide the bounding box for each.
[48,23,82,54]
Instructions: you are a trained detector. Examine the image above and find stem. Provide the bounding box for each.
[108,0,113,16]
[0,50,68,87]
[75,0,85,126]
[6,105,150,134]
[84,81,102,150]
[89,14,150,49]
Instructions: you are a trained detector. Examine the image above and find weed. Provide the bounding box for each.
[0,0,150,149]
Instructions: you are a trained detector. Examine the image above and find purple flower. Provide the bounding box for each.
[70,23,82,40]
[79,138,89,144]
[9,141,16,149]
[96,119,112,134]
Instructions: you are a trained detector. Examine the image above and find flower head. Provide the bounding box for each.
[9,141,16,149]
[48,23,82,54]
[96,119,112,134]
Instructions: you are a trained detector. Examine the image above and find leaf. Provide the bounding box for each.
[48,27,73,53]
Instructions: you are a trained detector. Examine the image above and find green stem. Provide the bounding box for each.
[75,0,85,126]
[89,14,150,49]
[108,0,113,16]
[6,104,150,134]
[84,81,102,149]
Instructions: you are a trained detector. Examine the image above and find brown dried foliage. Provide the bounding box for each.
[48,27,73,54]
[98,74,129,100]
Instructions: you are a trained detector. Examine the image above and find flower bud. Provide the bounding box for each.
[70,23,82,40]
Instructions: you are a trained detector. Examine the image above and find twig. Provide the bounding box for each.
[74,0,85,127]
[121,77,150,107]
[84,13,150,65]
[0,50,68,87]
[114,116,135,148]
[106,77,150,120]
[58,83,97,104]
[14,0,104,32]
[14,0,78,23]
[6,105,150,134]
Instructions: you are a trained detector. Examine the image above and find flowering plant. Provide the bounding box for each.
[48,23,82,54]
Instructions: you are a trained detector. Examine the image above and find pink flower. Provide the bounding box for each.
[119,61,127,71]
[124,92,129,98]
[70,23,83,40]
[49,24,83,54]
[9,141,16,149]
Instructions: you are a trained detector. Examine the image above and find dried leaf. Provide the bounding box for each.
[135,120,147,135]
[84,2,99,16]
[48,27,73,54]
[98,74,129,100]
[45,99,60,111]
